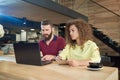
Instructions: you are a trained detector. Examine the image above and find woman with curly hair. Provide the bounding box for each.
[56,19,101,67]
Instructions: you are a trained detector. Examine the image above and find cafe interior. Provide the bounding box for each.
[0,0,120,80]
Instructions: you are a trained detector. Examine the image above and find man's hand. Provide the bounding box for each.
[42,55,56,61]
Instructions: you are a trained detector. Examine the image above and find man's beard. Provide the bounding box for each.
[45,32,52,41]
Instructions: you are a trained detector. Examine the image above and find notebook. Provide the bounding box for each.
[13,42,52,66]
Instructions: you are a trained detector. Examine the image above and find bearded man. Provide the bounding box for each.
[39,20,66,61]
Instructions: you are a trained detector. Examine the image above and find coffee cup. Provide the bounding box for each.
[89,62,103,68]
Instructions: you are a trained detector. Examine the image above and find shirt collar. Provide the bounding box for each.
[42,35,57,42]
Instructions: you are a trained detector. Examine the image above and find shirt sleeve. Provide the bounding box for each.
[0,24,5,38]
[39,41,42,51]
[59,45,69,60]
[58,37,66,50]
[90,43,101,62]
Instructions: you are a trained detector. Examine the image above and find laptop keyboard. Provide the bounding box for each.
[41,60,52,65]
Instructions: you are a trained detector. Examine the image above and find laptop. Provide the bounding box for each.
[13,42,52,66]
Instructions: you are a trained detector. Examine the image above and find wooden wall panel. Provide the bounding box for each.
[89,0,120,55]
[88,0,120,43]
[69,0,120,55]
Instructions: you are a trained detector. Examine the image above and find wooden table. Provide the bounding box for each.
[0,55,118,80]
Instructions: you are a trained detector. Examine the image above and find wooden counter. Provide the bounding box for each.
[0,50,3,55]
[0,55,118,80]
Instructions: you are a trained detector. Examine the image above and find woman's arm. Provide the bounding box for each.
[67,59,91,67]
[55,56,91,67]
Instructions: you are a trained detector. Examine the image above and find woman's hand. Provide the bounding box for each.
[67,60,90,67]
[67,60,80,67]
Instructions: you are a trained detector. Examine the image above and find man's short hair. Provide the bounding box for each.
[41,20,53,27]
